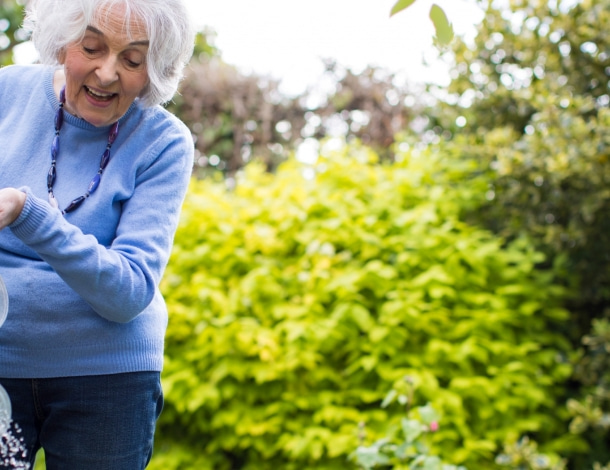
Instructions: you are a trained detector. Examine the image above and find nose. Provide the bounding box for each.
[95,55,119,86]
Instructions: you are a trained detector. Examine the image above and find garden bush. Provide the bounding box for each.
[152,141,574,469]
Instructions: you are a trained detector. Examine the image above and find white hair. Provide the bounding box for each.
[24,0,195,107]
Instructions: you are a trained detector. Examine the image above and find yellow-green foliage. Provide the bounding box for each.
[153,142,573,469]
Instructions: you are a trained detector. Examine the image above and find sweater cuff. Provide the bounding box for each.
[9,187,54,237]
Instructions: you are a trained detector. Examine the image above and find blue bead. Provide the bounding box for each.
[63,195,87,213]
[88,174,101,193]
[51,135,60,159]
[100,149,111,169]
[47,166,56,187]
[54,109,64,131]
[108,122,119,144]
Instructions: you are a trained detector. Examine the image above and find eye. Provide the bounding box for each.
[83,47,97,54]
[123,52,145,69]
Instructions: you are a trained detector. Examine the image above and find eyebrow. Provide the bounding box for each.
[86,25,150,46]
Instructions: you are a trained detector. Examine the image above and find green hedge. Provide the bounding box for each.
[152,142,574,469]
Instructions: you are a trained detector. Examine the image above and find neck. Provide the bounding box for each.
[53,69,66,100]
[53,70,80,118]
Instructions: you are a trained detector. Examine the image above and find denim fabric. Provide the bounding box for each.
[0,372,163,470]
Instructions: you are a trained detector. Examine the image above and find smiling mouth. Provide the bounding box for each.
[85,86,116,101]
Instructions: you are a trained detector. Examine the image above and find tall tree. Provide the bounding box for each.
[170,56,307,178]
[172,56,418,177]
[436,0,609,319]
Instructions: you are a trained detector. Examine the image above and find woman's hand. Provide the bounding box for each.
[0,188,26,229]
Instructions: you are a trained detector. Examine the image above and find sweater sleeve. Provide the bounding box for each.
[9,128,193,323]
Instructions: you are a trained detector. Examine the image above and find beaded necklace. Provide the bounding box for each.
[47,86,119,214]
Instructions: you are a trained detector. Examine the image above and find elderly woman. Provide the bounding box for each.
[0,0,194,468]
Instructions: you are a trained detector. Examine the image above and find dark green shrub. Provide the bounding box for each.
[567,317,610,466]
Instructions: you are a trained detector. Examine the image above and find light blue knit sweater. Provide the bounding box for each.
[0,65,193,378]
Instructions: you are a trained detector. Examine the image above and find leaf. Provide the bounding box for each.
[352,446,391,468]
[350,303,375,331]
[402,418,424,443]
[417,403,440,425]
[421,456,443,470]
[381,389,397,408]
[429,4,454,45]
[390,0,417,17]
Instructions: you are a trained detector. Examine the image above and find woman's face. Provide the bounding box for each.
[60,4,150,127]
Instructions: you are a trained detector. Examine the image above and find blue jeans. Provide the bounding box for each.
[0,372,163,470]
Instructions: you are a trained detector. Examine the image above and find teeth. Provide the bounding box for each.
[86,87,113,98]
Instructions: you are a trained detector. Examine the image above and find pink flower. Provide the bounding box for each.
[429,421,439,432]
